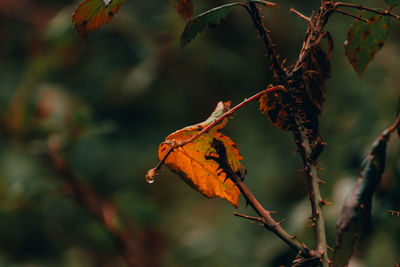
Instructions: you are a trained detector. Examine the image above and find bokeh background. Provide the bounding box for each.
[1,0,400,266]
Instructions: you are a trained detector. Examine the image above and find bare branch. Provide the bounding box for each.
[332,8,369,22]
[334,2,400,20]
[208,139,314,259]
[243,1,288,82]
[290,8,311,23]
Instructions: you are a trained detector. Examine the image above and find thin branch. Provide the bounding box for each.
[147,85,286,181]
[382,112,400,137]
[292,129,329,266]
[243,1,288,82]
[208,139,314,259]
[334,2,400,20]
[233,212,266,223]
[290,8,311,23]
[332,8,369,22]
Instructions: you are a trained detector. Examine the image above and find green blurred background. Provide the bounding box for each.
[1,0,400,266]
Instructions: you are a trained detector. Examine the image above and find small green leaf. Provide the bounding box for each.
[333,136,387,266]
[385,0,400,6]
[180,3,240,49]
[344,11,389,77]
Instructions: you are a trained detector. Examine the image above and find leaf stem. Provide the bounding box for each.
[148,85,285,176]
[382,112,400,137]
[332,8,370,22]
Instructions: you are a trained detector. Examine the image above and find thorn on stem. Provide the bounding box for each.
[277,219,286,225]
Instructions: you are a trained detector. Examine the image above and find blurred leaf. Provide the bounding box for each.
[344,11,389,77]
[170,0,193,22]
[72,0,126,41]
[333,135,387,266]
[158,101,242,207]
[385,0,400,6]
[181,3,240,48]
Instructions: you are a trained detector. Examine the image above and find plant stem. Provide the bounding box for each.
[244,1,288,82]
[292,130,329,267]
[208,139,313,259]
[245,1,334,264]
[334,2,400,20]
[234,176,312,258]
[332,8,369,22]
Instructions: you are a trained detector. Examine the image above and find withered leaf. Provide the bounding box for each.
[344,11,389,77]
[72,0,126,41]
[296,35,332,140]
[158,101,242,207]
[259,86,290,131]
[333,135,387,266]
[170,0,193,22]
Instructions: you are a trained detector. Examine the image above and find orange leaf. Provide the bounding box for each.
[72,0,126,41]
[158,101,242,207]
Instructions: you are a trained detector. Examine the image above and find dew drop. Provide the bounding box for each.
[145,168,156,184]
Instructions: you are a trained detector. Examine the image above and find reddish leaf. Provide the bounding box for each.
[170,0,193,22]
[158,101,243,207]
[72,0,126,41]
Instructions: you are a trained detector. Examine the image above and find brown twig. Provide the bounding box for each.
[332,8,369,22]
[243,1,288,82]
[207,139,313,259]
[334,2,400,20]
[382,112,400,137]
[147,85,286,181]
[242,0,334,264]
[291,130,329,266]
[290,8,311,23]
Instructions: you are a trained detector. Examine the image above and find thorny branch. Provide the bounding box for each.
[246,1,337,265]
[207,138,313,260]
[243,1,289,82]
[149,1,400,265]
